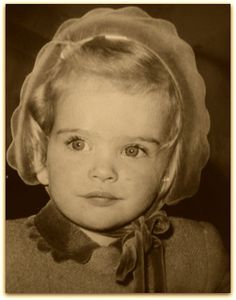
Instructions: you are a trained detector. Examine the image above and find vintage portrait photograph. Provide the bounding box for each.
[5,3,230,294]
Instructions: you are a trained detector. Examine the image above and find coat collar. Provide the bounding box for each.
[27,200,101,263]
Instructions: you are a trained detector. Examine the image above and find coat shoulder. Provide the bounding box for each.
[6,218,30,247]
[5,217,51,293]
[165,217,230,292]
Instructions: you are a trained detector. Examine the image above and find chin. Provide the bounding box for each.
[79,218,131,233]
[81,222,121,232]
[79,214,139,233]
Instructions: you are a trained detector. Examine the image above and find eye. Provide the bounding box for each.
[123,145,147,158]
[66,136,89,152]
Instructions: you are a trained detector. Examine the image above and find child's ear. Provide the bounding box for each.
[36,167,49,185]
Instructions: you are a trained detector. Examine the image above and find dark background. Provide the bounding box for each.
[6,4,230,251]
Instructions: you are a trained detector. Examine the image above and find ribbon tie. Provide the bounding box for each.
[104,211,170,292]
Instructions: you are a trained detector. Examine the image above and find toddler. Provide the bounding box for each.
[6,6,229,293]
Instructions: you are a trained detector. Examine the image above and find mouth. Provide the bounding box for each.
[82,191,122,207]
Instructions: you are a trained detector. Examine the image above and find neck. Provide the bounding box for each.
[79,227,118,246]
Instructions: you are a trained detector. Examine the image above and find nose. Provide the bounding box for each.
[88,159,118,183]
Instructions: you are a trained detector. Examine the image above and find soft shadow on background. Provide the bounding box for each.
[6,4,230,252]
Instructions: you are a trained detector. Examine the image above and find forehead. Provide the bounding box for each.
[53,75,173,141]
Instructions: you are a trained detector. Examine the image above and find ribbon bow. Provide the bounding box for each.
[105,211,170,293]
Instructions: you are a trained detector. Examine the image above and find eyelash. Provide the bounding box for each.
[65,136,81,143]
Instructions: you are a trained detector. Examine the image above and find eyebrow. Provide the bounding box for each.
[132,136,161,146]
[57,128,82,134]
[56,128,160,145]
[57,128,93,136]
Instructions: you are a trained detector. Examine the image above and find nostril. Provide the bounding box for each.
[89,166,118,183]
[106,176,115,182]
[92,174,116,182]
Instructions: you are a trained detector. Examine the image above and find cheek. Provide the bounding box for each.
[48,161,87,189]
[47,144,87,177]
[121,151,172,198]
[123,159,164,180]
[121,161,163,195]
[46,158,76,194]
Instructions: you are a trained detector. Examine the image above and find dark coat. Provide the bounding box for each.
[6,204,229,293]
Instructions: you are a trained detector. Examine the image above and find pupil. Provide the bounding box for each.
[126,146,138,156]
[72,140,84,150]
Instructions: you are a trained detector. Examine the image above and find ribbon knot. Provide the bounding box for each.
[106,211,170,292]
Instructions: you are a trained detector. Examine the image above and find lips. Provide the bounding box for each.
[82,191,122,207]
[84,191,120,200]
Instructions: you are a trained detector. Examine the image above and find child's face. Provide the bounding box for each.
[41,76,173,231]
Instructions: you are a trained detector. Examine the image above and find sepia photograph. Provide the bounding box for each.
[5,3,230,293]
